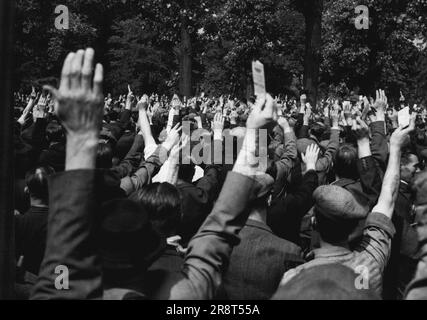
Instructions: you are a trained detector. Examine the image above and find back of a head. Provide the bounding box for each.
[96,142,113,169]
[178,163,196,183]
[272,264,378,300]
[45,121,65,144]
[130,183,181,238]
[335,144,359,180]
[313,185,366,244]
[310,122,326,141]
[98,199,165,280]
[25,166,55,204]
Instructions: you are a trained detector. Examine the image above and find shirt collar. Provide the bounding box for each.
[312,245,352,259]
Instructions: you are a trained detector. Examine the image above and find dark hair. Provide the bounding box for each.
[96,142,113,169]
[46,121,64,143]
[25,166,55,203]
[334,144,358,180]
[107,110,119,122]
[401,152,417,167]
[316,212,358,244]
[310,123,326,141]
[130,183,181,237]
[178,164,196,183]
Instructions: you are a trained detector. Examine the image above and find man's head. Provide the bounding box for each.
[130,183,181,238]
[25,166,55,205]
[96,142,113,169]
[312,185,367,244]
[335,144,358,180]
[98,199,166,280]
[401,153,420,183]
[248,173,275,222]
[45,121,65,144]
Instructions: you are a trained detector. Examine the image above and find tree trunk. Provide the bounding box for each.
[302,0,323,106]
[0,0,15,299]
[179,15,192,98]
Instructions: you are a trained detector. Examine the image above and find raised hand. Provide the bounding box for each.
[390,113,416,149]
[352,117,370,141]
[330,108,340,128]
[300,93,307,106]
[170,133,190,162]
[373,89,387,113]
[163,123,182,152]
[361,96,371,120]
[126,84,135,110]
[301,144,320,173]
[246,93,278,129]
[211,112,225,136]
[30,86,37,100]
[303,104,312,125]
[137,94,150,111]
[44,48,104,137]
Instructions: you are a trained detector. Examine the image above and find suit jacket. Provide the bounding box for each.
[221,219,303,300]
[176,165,220,244]
[268,170,318,246]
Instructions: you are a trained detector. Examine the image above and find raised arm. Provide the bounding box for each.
[32,48,104,299]
[169,93,277,299]
[352,114,416,296]
[315,109,340,172]
[353,117,383,206]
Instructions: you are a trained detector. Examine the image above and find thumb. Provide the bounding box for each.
[43,85,58,99]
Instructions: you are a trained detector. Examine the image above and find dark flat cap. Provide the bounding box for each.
[313,185,367,221]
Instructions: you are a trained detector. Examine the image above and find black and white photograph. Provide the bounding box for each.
[0,0,427,306]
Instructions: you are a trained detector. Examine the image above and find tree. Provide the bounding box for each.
[292,0,324,105]
[321,0,427,103]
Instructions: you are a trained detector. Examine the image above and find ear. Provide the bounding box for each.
[24,186,29,194]
[311,215,317,230]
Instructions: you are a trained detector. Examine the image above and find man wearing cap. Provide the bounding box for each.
[280,118,416,297]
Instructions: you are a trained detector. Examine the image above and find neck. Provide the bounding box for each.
[249,207,267,224]
[319,238,350,250]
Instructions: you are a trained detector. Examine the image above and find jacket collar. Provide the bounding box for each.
[246,219,272,233]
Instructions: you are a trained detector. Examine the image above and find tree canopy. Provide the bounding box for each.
[14,0,427,103]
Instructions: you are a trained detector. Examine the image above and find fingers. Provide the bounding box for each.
[263,94,277,119]
[356,117,368,129]
[171,123,182,133]
[402,113,417,133]
[70,49,85,89]
[254,93,266,112]
[93,63,104,97]
[59,52,75,91]
[81,48,94,91]
[43,85,59,100]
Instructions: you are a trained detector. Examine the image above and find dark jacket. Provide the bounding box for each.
[221,219,303,300]
[268,170,318,246]
[176,165,220,244]
[15,206,49,275]
[383,181,418,300]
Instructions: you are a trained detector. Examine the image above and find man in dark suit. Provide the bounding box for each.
[221,143,320,300]
[221,174,303,300]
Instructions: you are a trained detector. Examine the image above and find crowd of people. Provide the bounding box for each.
[11,47,427,300]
